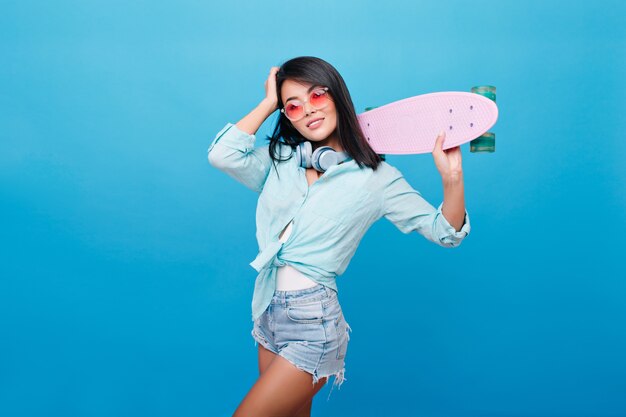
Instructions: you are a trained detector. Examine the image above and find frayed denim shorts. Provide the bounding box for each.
[251,283,352,400]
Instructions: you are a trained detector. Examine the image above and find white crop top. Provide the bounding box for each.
[276,220,318,290]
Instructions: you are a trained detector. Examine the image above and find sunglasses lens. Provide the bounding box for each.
[310,89,329,107]
[285,102,303,120]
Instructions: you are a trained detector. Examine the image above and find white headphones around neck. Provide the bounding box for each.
[295,141,350,173]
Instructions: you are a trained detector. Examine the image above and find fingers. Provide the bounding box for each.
[264,66,281,107]
[432,130,445,154]
[267,67,280,86]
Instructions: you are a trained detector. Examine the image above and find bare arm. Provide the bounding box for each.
[206,67,282,193]
[441,173,466,232]
[432,131,467,232]
[236,99,277,135]
[236,66,280,135]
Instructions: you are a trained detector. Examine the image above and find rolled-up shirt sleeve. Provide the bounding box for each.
[207,122,272,193]
[380,167,471,248]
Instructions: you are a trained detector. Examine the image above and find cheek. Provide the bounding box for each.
[327,114,338,129]
[327,107,337,124]
[288,120,304,134]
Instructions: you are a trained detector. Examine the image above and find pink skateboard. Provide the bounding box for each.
[356,86,499,154]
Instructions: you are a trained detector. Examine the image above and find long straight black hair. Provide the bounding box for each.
[266,56,384,176]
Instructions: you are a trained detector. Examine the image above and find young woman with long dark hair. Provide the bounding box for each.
[208,56,471,417]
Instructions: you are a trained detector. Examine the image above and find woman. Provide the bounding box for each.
[208,56,471,417]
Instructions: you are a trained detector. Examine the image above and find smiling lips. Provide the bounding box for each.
[307,118,324,129]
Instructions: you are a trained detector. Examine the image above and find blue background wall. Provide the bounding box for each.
[1,1,625,416]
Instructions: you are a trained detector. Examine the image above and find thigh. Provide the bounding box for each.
[233,354,328,417]
[257,344,277,375]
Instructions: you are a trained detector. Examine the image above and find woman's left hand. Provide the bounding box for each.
[432,130,463,180]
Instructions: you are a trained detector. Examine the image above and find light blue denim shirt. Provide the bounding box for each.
[208,123,471,322]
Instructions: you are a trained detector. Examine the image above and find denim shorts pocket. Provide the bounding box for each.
[286,300,324,324]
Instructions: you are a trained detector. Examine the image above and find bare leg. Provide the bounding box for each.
[234,351,327,417]
[293,398,313,417]
[257,344,277,376]
[258,345,313,417]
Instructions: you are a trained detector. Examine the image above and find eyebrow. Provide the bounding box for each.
[285,85,323,103]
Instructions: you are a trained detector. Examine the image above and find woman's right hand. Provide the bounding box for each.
[263,66,280,111]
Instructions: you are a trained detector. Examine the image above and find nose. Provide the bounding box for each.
[303,101,316,115]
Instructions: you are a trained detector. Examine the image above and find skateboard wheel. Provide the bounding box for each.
[471,85,496,102]
[470,132,495,153]
[364,106,378,112]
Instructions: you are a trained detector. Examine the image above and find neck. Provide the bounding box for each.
[312,131,343,153]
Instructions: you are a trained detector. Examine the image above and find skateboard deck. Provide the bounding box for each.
[356,91,499,154]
